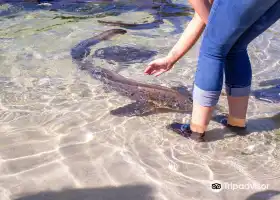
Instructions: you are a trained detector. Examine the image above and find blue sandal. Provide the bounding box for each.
[167,122,205,142]
[213,115,249,136]
[214,115,247,129]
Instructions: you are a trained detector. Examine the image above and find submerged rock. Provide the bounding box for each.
[93,45,157,64]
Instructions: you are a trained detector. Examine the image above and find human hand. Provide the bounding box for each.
[144,56,174,77]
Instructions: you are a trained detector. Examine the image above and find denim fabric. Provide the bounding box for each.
[193,0,280,106]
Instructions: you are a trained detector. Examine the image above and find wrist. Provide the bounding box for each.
[166,52,179,66]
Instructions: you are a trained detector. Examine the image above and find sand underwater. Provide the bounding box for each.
[0,1,280,200]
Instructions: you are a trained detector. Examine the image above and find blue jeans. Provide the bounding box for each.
[193,0,280,106]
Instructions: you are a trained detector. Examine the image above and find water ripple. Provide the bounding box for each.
[0,3,280,200]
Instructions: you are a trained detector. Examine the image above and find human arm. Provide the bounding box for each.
[144,12,206,76]
[144,0,214,76]
[188,0,213,24]
[166,12,206,66]
[166,0,215,66]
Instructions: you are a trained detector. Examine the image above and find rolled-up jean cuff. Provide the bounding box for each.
[226,85,251,97]
[193,84,221,107]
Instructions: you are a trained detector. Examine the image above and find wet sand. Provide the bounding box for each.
[0,1,280,200]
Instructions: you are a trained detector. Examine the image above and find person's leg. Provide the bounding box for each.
[169,0,279,140]
[223,0,280,128]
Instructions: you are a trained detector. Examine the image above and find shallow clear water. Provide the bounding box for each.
[0,1,280,200]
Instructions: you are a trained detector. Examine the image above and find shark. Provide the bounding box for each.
[70,28,196,116]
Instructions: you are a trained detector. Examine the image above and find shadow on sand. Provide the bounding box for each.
[198,112,280,142]
[252,78,280,103]
[110,102,280,142]
[246,190,280,200]
[165,111,280,143]
[12,185,280,200]
[13,184,154,200]
[108,82,280,142]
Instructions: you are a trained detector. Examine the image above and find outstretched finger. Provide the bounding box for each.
[149,69,159,75]
[144,64,156,74]
[154,69,167,77]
